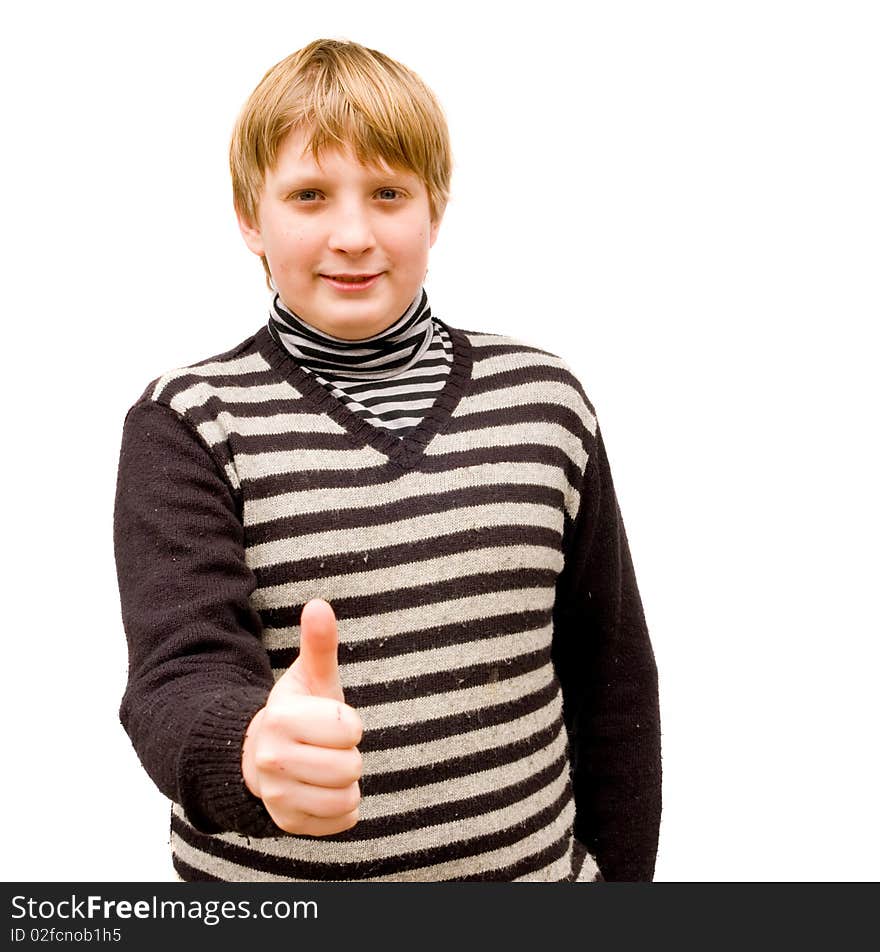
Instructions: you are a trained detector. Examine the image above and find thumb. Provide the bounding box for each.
[295,598,344,702]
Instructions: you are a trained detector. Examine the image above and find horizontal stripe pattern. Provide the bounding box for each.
[151,320,599,882]
[151,351,273,402]
[242,460,575,526]
[245,501,564,570]
[170,768,575,881]
[261,591,555,650]
[309,324,452,434]
[269,288,432,380]
[269,289,454,436]
[250,544,563,613]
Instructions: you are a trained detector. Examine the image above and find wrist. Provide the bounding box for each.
[241,706,266,798]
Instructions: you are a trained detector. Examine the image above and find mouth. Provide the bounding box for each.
[320,273,383,291]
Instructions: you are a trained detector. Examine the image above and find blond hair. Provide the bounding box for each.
[231,39,452,279]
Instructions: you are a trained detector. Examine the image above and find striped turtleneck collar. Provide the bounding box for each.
[267,288,434,381]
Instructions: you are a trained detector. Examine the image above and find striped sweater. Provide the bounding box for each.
[113,318,662,882]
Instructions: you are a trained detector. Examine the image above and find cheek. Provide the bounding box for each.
[397,227,433,263]
[386,212,432,250]
[268,228,315,266]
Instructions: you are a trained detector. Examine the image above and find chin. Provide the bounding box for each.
[337,323,386,341]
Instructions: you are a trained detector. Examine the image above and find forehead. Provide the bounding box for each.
[271,127,414,182]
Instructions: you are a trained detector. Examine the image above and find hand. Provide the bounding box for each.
[242,598,363,836]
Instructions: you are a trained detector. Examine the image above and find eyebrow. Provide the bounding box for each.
[274,169,419,195]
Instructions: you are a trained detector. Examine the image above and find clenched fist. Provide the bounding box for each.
[242,598,363,836]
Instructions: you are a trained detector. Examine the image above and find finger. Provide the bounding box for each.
[298,598,344,702]
[262,694,363,748]
[274,808,360,838]
[285,742,363,788]
[274,779,361,820]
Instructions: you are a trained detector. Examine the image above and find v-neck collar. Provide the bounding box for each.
[256,320,473,472]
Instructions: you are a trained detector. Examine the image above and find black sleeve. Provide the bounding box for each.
[552,425,662,881]
[113,397,282,837]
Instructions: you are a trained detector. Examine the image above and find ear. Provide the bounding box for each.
[236,207,265,257]
[429,211,443,248]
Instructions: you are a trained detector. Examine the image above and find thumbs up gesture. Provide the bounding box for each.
[241,598,363,836]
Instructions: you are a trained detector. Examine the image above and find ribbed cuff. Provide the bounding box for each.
[177,684,282,838]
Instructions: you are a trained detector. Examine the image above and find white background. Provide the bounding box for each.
[2,0,878,882]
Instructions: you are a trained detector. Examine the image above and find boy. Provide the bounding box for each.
[113,38,661,882]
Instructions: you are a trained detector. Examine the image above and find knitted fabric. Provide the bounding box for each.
[268,288,453,435]
[113,319,661,881]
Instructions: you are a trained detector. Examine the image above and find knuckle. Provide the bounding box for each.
[274,811,307,835]
[260,706,288,734]
[253,748,283,774]
[257,779,286,805]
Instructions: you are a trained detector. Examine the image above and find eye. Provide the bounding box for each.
[291,189,322,202]
[376,187,404,201]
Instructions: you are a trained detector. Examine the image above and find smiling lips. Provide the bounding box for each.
[320,273,383,291]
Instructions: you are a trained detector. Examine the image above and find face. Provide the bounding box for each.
[238,127,442,340]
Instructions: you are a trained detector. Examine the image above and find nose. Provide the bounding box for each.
[327,202,376,256]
